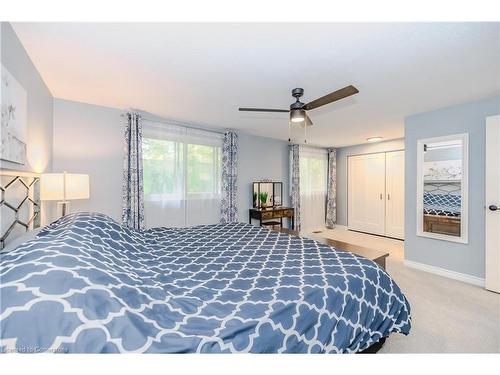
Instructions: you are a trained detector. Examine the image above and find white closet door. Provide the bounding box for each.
[385,150,405,239]
[348,153,386,235]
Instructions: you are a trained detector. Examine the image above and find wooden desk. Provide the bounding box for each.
[249,207,294,229]
[423,214,461,237]
[273,228,389,270]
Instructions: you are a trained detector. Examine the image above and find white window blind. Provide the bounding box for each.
[299,147,327,231]
[142,121,223,228]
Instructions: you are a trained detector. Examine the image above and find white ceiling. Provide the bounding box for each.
[12,22,500,147]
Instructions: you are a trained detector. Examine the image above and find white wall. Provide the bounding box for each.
[336,138,405,226]
[1,22,54,224]
[53,98,124,221]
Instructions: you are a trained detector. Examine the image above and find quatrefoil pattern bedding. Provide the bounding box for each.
[0,213,411,353]
[424,193,461,217]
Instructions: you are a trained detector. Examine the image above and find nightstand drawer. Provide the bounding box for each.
[272,210,284,218]
[261,211,274,220]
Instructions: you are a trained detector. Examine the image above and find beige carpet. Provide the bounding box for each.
[308,227,500,353]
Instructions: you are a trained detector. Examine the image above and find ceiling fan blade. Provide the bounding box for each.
[304,85,359,111]
[239,108,289,113]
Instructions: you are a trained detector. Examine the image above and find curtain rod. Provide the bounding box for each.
[121,113,225,135]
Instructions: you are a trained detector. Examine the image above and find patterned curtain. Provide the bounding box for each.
[290,144,301,231]
[326,148,337,229]
[121,113,145,230]
[220,131,238,223]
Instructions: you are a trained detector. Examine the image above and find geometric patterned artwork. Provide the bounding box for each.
[0,213,411,353]
[1,65,28,164]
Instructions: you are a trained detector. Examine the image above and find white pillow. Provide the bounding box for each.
[2,228,43,253]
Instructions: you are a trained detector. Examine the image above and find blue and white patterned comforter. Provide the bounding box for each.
[424,193,461,217]
[0,213,411,353]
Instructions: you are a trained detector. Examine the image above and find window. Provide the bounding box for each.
[186,144,221,195]
[142,138,183,200]
[142,122,223,228]
[300,155,327,194]
[299,147,328,231]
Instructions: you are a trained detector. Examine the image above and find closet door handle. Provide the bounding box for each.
[380,193,383,200]
[387,194,390,200]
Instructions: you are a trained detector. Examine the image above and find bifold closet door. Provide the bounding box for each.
[348,153,386,235]
[385,151,405,239]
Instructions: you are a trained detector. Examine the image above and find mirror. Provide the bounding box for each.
[417,133,468,243]
[252,181,283,208]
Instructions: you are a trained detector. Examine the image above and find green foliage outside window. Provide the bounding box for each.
[300,156,327,193]
[187,144,221,194]
[142,137,221,199]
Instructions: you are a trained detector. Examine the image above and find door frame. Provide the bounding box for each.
[485,115,500,293]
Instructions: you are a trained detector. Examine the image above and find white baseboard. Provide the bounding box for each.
[404,260,485,287]
[332,224,348,230]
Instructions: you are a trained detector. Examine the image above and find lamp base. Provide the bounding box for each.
[57,201,70,217]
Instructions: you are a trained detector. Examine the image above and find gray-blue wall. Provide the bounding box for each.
[237,133,290,223]
[336,138,405,226]
[405,94,500,278]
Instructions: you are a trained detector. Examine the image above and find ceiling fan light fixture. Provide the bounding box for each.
[290,109,306,123]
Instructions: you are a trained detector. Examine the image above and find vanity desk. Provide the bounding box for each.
[248,207,294,229]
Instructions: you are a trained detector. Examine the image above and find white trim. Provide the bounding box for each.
[485,114,500,293]
[404,259,485,287]
[333,224,348,230]
[416,133,469,244]
[308,224,348,231]
[0,169,40,178]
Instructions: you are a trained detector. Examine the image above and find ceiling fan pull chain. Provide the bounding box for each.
[288,120,291,142]
[304,122,307,144]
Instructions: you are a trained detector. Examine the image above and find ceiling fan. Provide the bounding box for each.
[239,85,359,130]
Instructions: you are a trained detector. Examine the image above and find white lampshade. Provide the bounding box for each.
[41,173,90,201]
[40,173,65,200]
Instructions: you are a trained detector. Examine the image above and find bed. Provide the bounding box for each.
[0,212,411,353]
[423,192,461,236]
[423,192,461,218]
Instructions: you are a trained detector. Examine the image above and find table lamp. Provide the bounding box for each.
[40,172,90,216]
